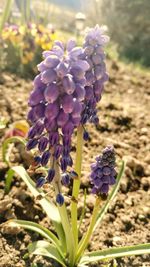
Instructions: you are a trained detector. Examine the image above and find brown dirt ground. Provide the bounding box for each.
[0,60,150,267]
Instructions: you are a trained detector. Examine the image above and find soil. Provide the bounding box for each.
[0,60,150,267]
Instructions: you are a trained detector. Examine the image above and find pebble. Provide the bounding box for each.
[86,195,95,210]
[0,197,12,213]
[140,127,148,135]
[138,214,146,221]
[124,155,145,176]
[139,135,149,143]
[144,155,150,164]
[112,236,122,245]
[141,177,150,190]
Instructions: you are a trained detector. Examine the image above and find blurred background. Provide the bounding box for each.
[0,0,149,78]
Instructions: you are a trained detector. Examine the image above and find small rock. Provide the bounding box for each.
[0,197,12,213]
[86,195,95,210]
[139,135,149,143]
[0,189,4,200]
[124,196,134,206]
[1,223,21,235]
[138,214,147,221]
[113,236,122,244]
[120,175,129,193]
[124,156,145,177]
[140,127,148,135]
[141,177,150,191]
[145,165,150,176]
[145,155,150,164]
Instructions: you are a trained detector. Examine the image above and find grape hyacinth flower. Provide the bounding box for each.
[90,145,117,196]
[26,25,109,204]
[81,25,109,126]
[26,38,89,201]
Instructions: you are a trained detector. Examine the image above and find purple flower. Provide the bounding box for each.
[34,156,41,165]
[26,139,38,150]
[83,130,90,141]
[81,24,109,126]
[36,177,46,188]
[26,25,109,192]
[44,83,59,103]
[38,136,49,152]
[56,193,64,206]
[90,146,116,196]
[61,173,70,186]
[41,150,51,166]
[27,37,88,175]
[47,169,55,183]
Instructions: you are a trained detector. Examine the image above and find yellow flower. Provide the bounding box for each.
[21,56,29,64]
[19,25,26,35]
[13,120,29,135]
[26,52,34,61]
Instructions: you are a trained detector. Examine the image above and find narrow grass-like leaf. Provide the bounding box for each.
[5,168,14,193]
[26,0,31,22]
[2,136,26,165]
[6,219,60,248]
[28,241,66,267]
[11,166,65,248]
[80,243,150,264]
[94,160,125,231]
[0,0,13,34]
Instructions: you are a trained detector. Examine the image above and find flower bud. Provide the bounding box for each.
[41,69,57,84]
[56,193,64,206]
[26,139,38,150]
[45,103,59,120]
[62,95,75,113]
[41,150,51,166]
[62,75,75,95]
[47,169,55,183]
[28,88,45,107]
[44,55,60,68]
[44,83,59,103]
[83,130,90,141]
[61,173,70,186]
[36,177,46,188]
[57,109,69,127]
[38,136,49,152]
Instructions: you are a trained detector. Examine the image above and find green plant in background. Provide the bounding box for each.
[1,23,57,77]
[0,0,31,34]
[3,25,150,266]
[0,0,57,77]
[87,0,150,67]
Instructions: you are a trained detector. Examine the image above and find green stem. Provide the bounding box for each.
[0,0,13,34]
[76,197,101,263]
[71,125,84,250]
[54,163,75,266]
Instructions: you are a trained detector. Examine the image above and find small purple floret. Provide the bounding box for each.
[56,193,64,206]
[90,145,116,196]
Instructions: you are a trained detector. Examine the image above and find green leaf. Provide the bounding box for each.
[0,0,13,34]
[80,243,150,264]
[2,136,26,165]
[6,219,61,249]
[11,166,65,249]
[94,160,125,230]
[5,168,14,193]
[28,240,66,267]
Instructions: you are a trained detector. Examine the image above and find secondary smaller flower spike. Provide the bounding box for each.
[81,25,109,126]
[90,145,117,196]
